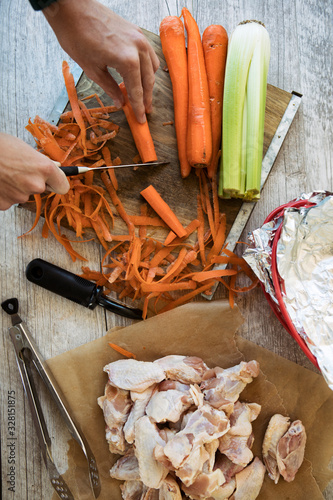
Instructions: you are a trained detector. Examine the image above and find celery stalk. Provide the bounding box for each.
[245,26,270,198]
[219,21,270,201]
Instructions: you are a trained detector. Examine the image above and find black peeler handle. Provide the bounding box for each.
[26,258,102,309]
[59,166,80,176]
[26,259,143,320]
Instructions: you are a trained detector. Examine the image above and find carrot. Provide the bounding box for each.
[119,82,157,163]
[101,170,135,237]
[140,185,187,238]
[60,105,119,122]
[108,343,136,359]
[164,219,200,246]
[129,215,167,227]
[159,16,191,178]
[23,60,259,317]
[202,25,228,178]
[181,8,212,168]
[101,145,118,191]
[62,61,87,155]
[26,119,65,162]
[19,194,42,237]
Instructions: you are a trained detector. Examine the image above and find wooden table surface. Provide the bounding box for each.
[0,0,332,498]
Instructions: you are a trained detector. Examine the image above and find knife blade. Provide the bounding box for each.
[59,161,169,177]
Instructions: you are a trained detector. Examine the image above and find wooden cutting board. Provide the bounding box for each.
[24,29,300,246]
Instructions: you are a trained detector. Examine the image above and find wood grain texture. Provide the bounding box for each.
[0,0,332,499]
[21,65,294,247]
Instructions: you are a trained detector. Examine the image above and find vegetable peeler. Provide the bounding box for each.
[59,161,169,177]
[1,298,101,500]
[26,258,143,320]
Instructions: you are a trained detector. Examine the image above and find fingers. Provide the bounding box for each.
[121,42,159,123]
[122,59,146,123]
[139,50,156,115]
[45,161,70,194]
[89,68,125,109]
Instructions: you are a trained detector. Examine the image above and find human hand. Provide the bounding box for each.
[0,133,70,211]
[44,0,160,123]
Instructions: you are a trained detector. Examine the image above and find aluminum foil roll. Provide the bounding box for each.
[243,191,333,390]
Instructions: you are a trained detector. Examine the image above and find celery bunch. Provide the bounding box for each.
[219,20,270,201]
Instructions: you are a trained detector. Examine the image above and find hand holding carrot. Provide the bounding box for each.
[43,0,160,124]
[0,133,69,211]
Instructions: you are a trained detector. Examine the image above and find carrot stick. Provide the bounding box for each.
[196,194,206,265]
[19,194,42,237]
[206,213,226,262]
[101,170,135,237]
[26,120,65,162]
[164,219,200,246]
[130,216,167,227]
[62,61,87,155]
[201,170,216,242]
[60,105,119,121]
[140,185,187,238]
[160,16,191,178]
[158,281,215,314]
[119,82,157,163]
[191,268,237,282]
[141,281,197,293]
[108,343,137,359]
[202,24,228,178]
[101,145,118,190]
[181,8,212,168]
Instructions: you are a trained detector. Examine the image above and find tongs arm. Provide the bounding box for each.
[9,322,75,499]
[2,297,101,499]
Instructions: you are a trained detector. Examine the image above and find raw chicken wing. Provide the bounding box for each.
[120,480,144,500]
[163,404,230,469]
[276,420,306,482]
[229,457,266,500]
[200,361,260,413]
[97,382,132,454]
[181,469,225,499]
[213,453,244,482]
[218,401,260,466]
[104,359,165,392]
[154,355,208,384]
[134,415,169,488]
[208,478,236,500]
[146,384,193,423]
[159,475,182,500]
[124,385,156,444]
[175,445,210,486]
[262,413,290,483]
[110,448,140,481]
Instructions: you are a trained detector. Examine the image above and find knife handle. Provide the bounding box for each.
[59,166,80,176]
[26,258,101,309]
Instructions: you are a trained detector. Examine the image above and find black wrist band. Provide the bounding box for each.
[28,0,59,11]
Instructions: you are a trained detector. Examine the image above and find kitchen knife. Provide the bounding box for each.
[59,161,169,176]
[26,258,143,320]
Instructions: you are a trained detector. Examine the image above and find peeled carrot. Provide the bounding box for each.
[24,60,259,317]
[140,185,187,238]
[202,25,228,179]
[62,61,87,155]
[159,16,191,178]
[119,82,157,163]
[181,8,212,168]
[108,343,136,359]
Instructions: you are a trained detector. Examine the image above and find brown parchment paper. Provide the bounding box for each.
[47,300,333,500]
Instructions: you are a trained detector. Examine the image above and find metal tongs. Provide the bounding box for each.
[1,298,101,499]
